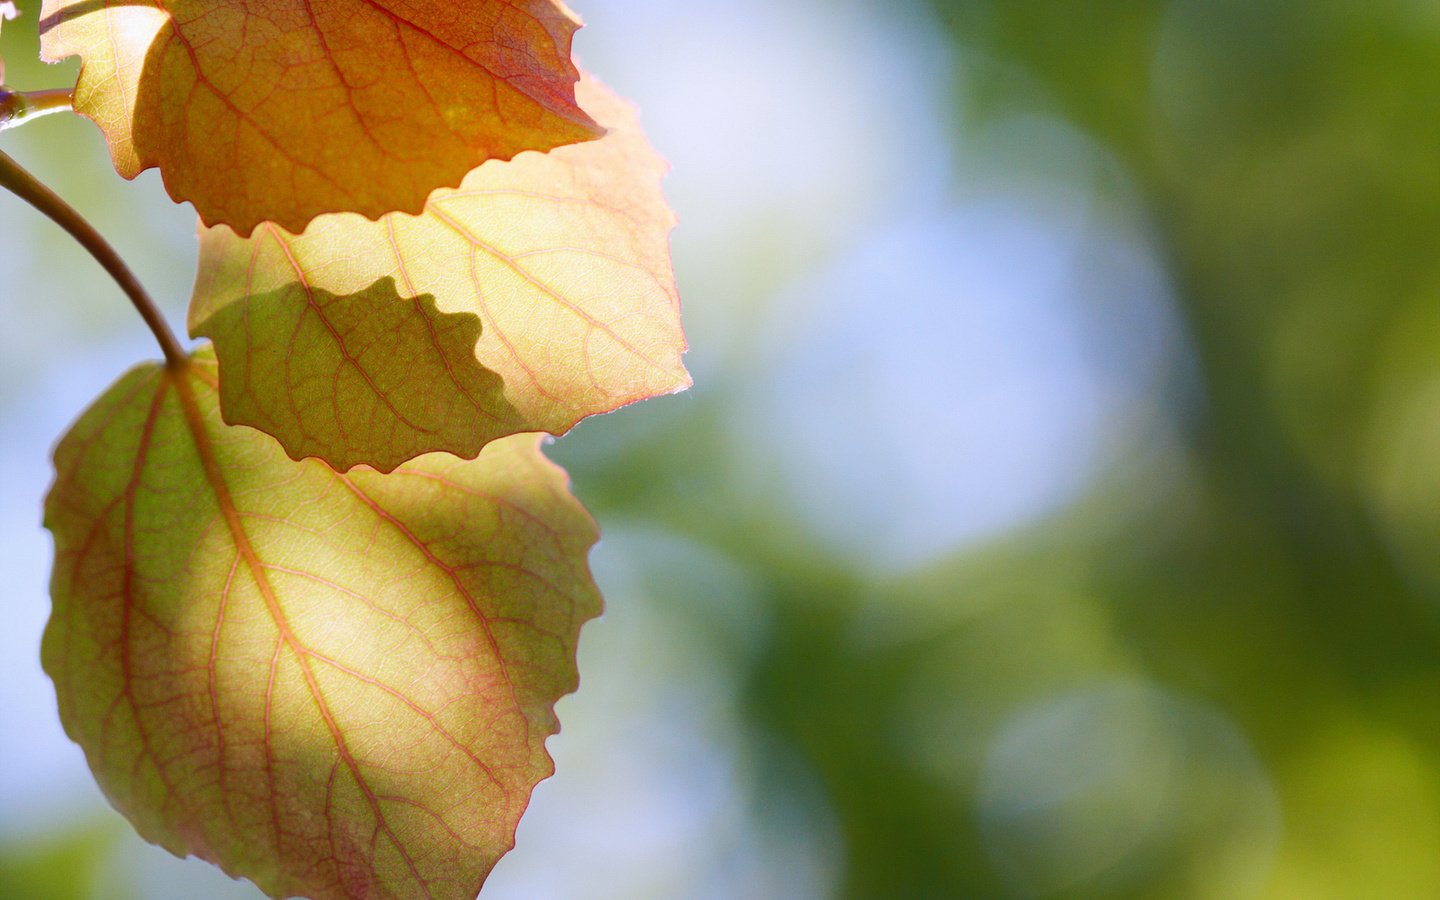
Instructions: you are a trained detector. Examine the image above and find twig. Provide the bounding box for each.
[0,147,187,368]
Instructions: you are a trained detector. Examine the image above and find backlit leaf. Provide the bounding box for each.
[37,0,601,234]
[192,76,689,471]
[198,276,524,473]
[44,349,601,900]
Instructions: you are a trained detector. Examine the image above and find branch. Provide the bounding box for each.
[0,88,73,130]
[0,148,187,368]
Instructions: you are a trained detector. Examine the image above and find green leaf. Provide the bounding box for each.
[198,276,523,473]
[43,350,602,900]
[191,76,689,473]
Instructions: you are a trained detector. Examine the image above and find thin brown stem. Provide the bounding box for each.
[0,88,73,130]
[0,147,187,368]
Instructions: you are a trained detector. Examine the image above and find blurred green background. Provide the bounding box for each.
[3,0,1439,897]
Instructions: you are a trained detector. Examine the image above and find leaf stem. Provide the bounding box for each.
[0,88,73,130]
[0,147,187,368]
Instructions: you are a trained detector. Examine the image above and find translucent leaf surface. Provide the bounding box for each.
[199,276,523,472]
[44,350,601,900]
[192,76,689,471]
[37,0,601,234]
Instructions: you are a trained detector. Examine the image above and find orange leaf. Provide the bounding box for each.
[38,0,601,234]
[192,75,689,472]
[44,349,602,900]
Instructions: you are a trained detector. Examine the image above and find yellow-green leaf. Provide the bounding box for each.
[37,0,601,235]
[192,75,689,471]
[44,349,601,900]
[199,276,523,472]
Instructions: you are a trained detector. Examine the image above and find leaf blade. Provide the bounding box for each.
[44,351,601,900]
[197,275,523,472]
[37,0,602,234]
[192,76,690,472]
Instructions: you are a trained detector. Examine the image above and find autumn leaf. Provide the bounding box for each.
[37,0,601,235]
[44,349,602,900]
[200,276,524,472]
[192,75,689,472]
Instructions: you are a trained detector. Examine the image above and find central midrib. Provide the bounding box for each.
[169,363,434,897]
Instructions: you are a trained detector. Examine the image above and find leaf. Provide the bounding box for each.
[37,0,601,235]
[43,349,602,900]
[199,275,524,473]
[192,75,689,472]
